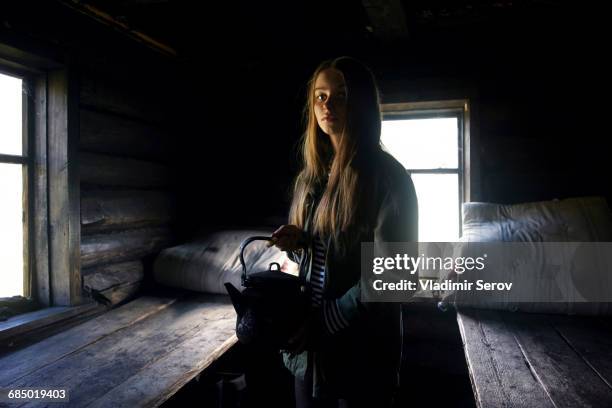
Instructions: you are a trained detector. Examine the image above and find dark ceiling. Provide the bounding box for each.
[57,0,583,65]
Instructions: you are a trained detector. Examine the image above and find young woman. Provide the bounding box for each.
[270,56,418,408]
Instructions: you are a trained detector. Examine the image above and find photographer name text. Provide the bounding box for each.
[372,279,513,292]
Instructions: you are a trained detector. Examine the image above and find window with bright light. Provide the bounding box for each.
[381,101,469,245]
[0,72,27,298]
[1,49,77,318]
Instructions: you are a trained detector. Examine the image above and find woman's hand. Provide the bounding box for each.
[267,225,307,252]
[284,313,321,355]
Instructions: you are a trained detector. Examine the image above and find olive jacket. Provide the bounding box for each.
[282,150,419,400]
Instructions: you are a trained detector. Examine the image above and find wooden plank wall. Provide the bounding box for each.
[77,61,178,307]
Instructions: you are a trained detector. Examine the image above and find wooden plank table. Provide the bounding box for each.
[0,290,237,407]
[457,308,612,408]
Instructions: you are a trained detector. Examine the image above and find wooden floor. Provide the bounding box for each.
[0,290,237,407]
[457,308,612,408]
[11,294,610,407]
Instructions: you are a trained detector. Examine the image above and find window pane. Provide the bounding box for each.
[411,173,460,242]
[0,163,24,297]
[0,73,23,156]
[381,118,458,169]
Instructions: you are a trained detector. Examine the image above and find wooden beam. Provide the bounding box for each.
[82,261,144,293]
[0,153,27,164]
[57,0,177,58]
[96,281,143,307]
[79,108,171,162]
[32,76,51,307]
[362,0,410,41]
[81,190,176,234]
[79,76,170,124]
[80,227,174,269]
[0,42,63,75]
[79,153,172,188]
[48,66,81,306]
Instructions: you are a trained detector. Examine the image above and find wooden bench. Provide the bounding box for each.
[457,308,612,408]
[0,289,237,407]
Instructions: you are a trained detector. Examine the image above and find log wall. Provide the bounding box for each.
[77,59,178,307]
[2,1,182,308]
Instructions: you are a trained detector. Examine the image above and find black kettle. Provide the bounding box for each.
[224,236,311,349]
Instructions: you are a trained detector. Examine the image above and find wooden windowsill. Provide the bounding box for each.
[0,301,106,350]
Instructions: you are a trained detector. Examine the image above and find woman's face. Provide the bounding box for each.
[313,68,347,139]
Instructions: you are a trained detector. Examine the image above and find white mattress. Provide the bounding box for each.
[461,196,612,242]
[441,196,612,315]
[153,229,298,294]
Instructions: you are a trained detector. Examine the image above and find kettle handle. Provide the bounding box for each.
[239,236,273,286]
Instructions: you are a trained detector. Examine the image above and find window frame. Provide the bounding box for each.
[0,42,82,319]
[0,66,40,308]
[381,99,476,238]
[0,67,32,300]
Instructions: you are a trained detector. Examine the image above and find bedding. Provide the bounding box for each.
[153,229,298,295]
[460,196,612,242]
[439,196,612,315]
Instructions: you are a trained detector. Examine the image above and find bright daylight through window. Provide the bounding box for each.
[381,117,461,243]
[0,72,25,298]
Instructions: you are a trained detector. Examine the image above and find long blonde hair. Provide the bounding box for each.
[289,57,383,250]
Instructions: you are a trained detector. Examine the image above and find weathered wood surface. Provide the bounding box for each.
[32,76,51,307]
[82,261,144,292]
[80,108,171,162]
[0,292,237,408]
[82,261,145,306]
[0,303,103,347]
[457,309,612,408]
[80,227,174,269]
[80,75,170,124]
[98,280,143,306]
[48,68,82,306]
[81,189,176,233]
[457,310,554,408]
[79,152,172,188]
[88,301,237,408]
[551,316,612,389]
[0,296,181,384]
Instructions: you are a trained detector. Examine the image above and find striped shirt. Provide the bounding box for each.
[310,235,349,334]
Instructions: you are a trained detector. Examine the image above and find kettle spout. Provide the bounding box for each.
[224,282,245,317]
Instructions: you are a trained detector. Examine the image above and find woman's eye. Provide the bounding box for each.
[316,94,326,102]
